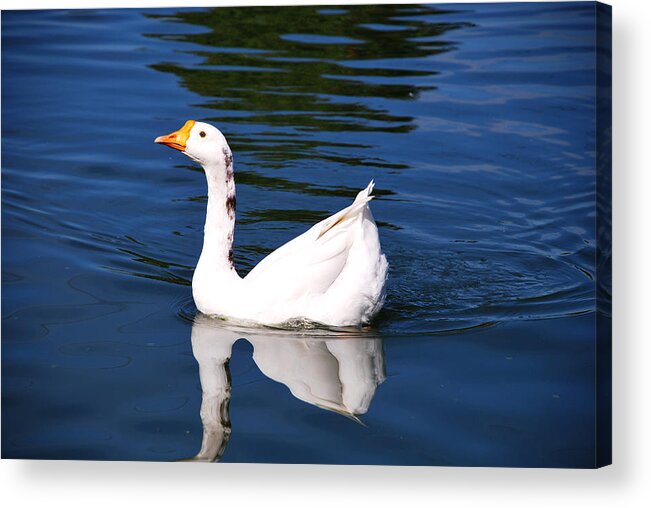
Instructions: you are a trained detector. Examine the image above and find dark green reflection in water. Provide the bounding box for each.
[146,4,467,161]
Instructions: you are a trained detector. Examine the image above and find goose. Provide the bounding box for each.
[155,120,388,327]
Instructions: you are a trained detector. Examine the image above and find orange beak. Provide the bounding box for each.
[154,120,196,152]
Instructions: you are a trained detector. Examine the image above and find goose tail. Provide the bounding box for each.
[317,180,376,240]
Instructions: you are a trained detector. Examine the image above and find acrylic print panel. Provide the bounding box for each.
[1,2,611,467]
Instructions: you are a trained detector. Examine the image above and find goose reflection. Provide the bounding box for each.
[184,313,386,462]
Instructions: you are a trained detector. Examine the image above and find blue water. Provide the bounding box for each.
[2,3,604,466]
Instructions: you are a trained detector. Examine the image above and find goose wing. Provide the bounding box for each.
[244,181,376,300]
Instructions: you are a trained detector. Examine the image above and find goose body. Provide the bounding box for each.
[156,120,388,327]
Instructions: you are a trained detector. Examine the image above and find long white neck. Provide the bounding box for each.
[197,154,238,278]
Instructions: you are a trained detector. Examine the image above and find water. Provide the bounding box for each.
[2,3,606,466]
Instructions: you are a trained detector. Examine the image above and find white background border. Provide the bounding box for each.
[1,0,649,506]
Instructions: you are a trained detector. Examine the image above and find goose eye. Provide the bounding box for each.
[199,131,206,138]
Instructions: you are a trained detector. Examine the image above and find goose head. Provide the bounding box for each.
[155,120,232,170]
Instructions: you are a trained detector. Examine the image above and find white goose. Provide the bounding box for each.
[155,120,388,327]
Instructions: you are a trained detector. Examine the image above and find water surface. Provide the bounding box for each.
[2,3,602,466]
